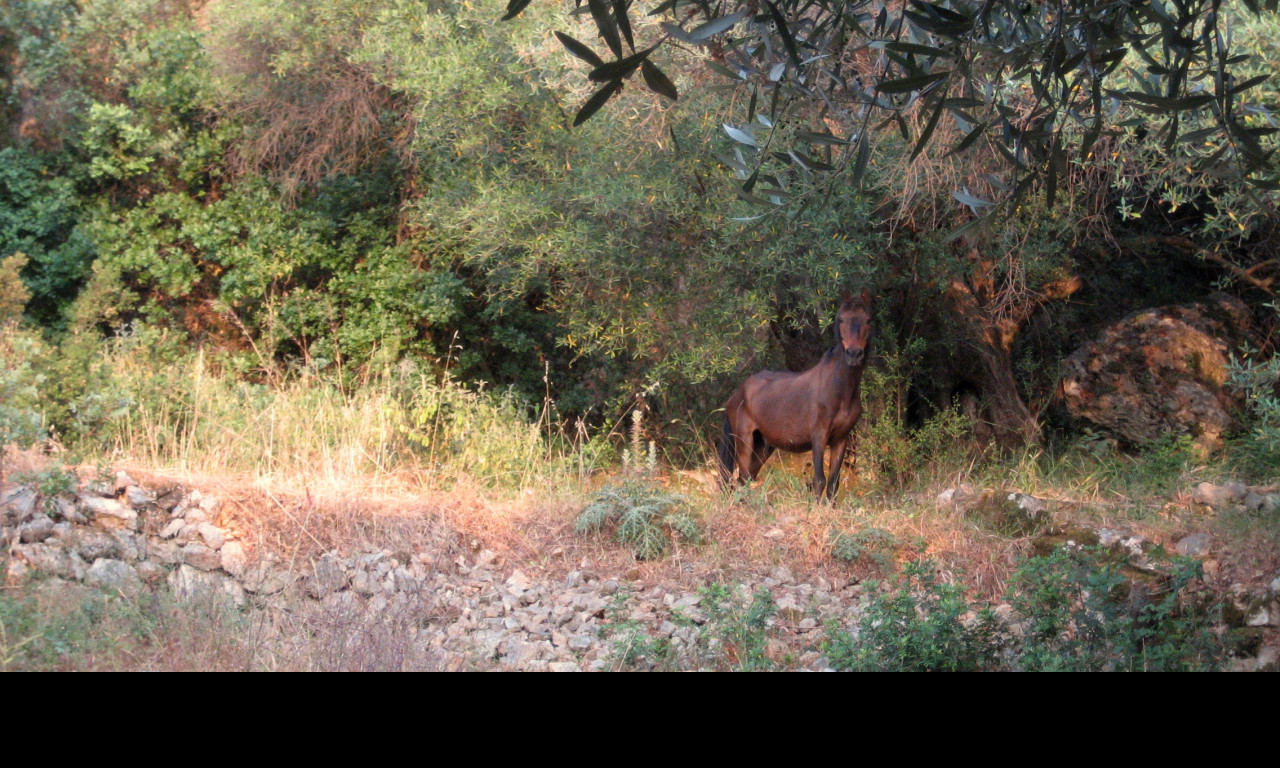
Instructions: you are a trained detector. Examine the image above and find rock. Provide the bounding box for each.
[196,522,225,550]
[219,541,247,577]
[124,485,155,507]
[1193,481,1247,509]
[18,513,55,543]
[148,539,182,564]
[52,496,85,524]
[7,557,30,583]
[1256,645,1279,672]
[80,495,138,530]
[1246,606,1273,628]
[1097,528,1150,557]
[770,566,795,584]
[1,486,38,525]
[169,564,245,607]
[1031,525,1101,556]
[182,542,222,571]
[113,530,147,561]
[113,471,137,492]
[240,558,294,595]
[135,560,166,584]
[85,558,144,597]
[158,517,184,539]
[12,543,77,579]
[74,529,123,561]
[967,490,1048,537]
[155,487,184,512]
[567,635,593,652]
[506,569,534,593]
[547,661,579,672]
[776,594,807,623]
[307,553,347,598]
[351,569,379,596]
[1060,294,1253,449]
[1175,532,1213,558]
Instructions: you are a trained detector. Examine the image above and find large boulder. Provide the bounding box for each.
[1060,294,1252,449]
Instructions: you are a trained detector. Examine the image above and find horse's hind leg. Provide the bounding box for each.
[747,432,774,482]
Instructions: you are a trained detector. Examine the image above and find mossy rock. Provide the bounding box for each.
[966,491,1049,538]
[1031,525,1101,557]
[1223,626,1266,657]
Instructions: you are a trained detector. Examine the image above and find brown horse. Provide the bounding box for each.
[719,290,873,499]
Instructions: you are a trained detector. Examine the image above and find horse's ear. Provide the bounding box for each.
[861,288,872,308]
[841,289,853,306]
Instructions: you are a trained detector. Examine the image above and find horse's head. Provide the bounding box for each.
[836,289,873,367]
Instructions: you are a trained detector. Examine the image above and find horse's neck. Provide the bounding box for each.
[820,349,865,399]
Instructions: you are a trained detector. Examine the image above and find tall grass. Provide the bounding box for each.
[100,347,600,495]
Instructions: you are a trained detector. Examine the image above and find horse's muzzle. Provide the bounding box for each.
[843,347,864,366]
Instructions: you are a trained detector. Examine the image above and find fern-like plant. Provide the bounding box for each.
[575,481,702,560]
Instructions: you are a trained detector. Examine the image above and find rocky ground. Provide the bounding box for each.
[2,470,1278,671]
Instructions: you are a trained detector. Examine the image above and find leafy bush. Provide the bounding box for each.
[575,482,701,560]
[0,330,46,484]
[699,583,777,671]
[824,548,1224,671]
[824,561,1003,672]
[830,527,899,571]
[1010,547,1223,672]
[1226,314,1280,476]
[398,370,551,487]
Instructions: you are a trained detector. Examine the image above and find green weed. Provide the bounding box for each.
[575,481,702,560]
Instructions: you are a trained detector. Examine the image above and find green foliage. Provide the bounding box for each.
[0,252,31,324]
[824,561,1003,672]
[826,550,1225,672]
[1226,312,1280,476]
[0,578,246,672]
[522,1,1280,215]
[575,481,701,560]
[699,583,778,671]
[398,370,550,487]
[600,587,677,670]
[830,527,899,571]
[1010,547,1223,672]
[600,583,778,671]
[861,334,973,489]
[82,102,158,182]
[0,328,47,482]
[0,148,94,328]
[12,461,77,499]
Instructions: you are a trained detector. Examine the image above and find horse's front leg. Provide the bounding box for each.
[824,436,850,499]
[810,437,828,497]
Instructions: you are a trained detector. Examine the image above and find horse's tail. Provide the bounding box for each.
[718,411,736,487]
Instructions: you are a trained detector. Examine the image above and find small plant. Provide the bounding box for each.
[15,462,78,499]
[830,527,899,571]
[600,588,676,670]
[575,481,701,560]
[824,561,1003,672]
[1226,325,1280,477]
[700,583,778,671]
